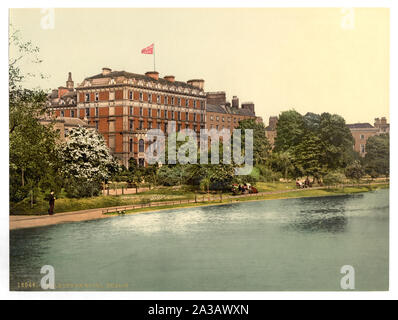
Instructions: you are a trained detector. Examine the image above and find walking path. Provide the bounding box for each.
[10,183,387,230]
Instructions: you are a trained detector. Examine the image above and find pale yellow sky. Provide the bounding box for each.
[9,8,389,124]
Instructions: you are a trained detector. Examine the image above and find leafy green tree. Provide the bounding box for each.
[9,28,60,205]
[274,110,305,153]
[236,119,271,165]
[345,160,364,181]
[364,134,389,177]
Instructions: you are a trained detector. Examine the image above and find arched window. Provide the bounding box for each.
[139,139,145,152]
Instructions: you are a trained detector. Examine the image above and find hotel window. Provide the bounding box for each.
[178,123,181,131]
[148,108,152,117]
[85,108,90,117]
[130,106,133,115]
[95,92,99,101]
[193,100,197,108]
[139,107,143,116]
[129,139,133,152]
[360,144,365,154]
[193,113,197,122]
[210,115,213,121]
[165,96,168,105]
[233,118,236,123]
[139,92,143,101]
[64,128,69,136]
[200,101,204,109]
[157,109,160,118]
[95,121,99,130]
[157,95,161,104]
[178,111,181,121]
[129,91,133,100]
[201,114,204,122]
[216,116,219,121]
[60,110,64,117]
[171,97,175,105]
[178,98,181,106]
[165,122,168,132]
[148,93,152,103]
[139,158,145,167]
[157,122,161,129]
[71,110,75,118]
[186,112,189,121]
[360,134,365,139]
[185,99,189,107]
[139,139,145,152]
[129,120,133,131]
[139,121,143,130]
[171,111,175,120]
[85,93,90,102]
[95,107,99,116]
[222,117,225,122]
[148,122,152,129]
[216,125,219,130]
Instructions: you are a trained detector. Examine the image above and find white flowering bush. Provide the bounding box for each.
[60,126,120,197]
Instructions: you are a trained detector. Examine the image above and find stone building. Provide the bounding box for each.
[39,116,94,141]
[49,69,207,167]
[347,117,389,157]
[205,92,258,131]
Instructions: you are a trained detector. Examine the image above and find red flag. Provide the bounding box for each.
[141,43,154,54]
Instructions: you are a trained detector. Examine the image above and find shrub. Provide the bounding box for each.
[323,171,345,186]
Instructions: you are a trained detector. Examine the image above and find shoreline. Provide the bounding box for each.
[10,183,389,230]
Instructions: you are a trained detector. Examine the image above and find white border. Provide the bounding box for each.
[1,0,396,300]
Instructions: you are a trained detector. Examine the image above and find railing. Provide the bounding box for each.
[101,182,388,215]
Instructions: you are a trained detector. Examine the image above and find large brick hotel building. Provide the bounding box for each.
[49,68,207,167]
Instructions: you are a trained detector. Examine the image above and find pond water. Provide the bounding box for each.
[10,188,389,291]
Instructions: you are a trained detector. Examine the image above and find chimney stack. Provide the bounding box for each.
[102,67,112,76]
[187,79,205,90]
[232,96,239,108]
[164,75,175,83]
[145,71,159,81]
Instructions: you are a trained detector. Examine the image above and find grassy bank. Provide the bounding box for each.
[10,182,388,216]
[104,184,389,216]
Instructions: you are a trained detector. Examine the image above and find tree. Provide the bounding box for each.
[364,134,389,177]
[236,119,271,165]
[60,127,120,197]
[274,110,305,153]
[269,151,295,180]
[9,27,60,205]
[345,160,364,181]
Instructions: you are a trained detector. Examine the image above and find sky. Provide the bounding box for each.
[9,8,389,125]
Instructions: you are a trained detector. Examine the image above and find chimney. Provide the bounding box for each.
[102,67,112,76]
[187,79,205,90]
[164,75,175,82]
[381,117,387,125]
[269,116,278,130]
[66,72,74,90]
[232,96,239,108]
[374,117,381,127]
[241,102,255,114]
[145,71,159,81]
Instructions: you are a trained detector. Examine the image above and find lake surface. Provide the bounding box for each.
[10,188,389,291]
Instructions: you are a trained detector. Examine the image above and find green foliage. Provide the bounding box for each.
[236,119,271,165]
[345,160,364,181]
[273,110,355,181]
[9,28,61,204]
[364,134,389,177]
[323,171,346,186]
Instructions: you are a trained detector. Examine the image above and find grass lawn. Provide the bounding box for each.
[10,181,388,216]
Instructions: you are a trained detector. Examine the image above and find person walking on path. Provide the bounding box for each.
[48,191,56,215]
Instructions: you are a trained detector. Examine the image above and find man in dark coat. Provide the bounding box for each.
[48,191,55,215]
